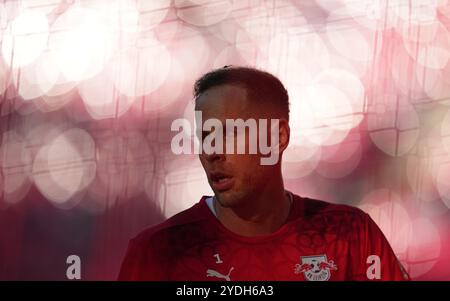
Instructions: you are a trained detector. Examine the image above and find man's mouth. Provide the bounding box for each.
[210,172,234,191]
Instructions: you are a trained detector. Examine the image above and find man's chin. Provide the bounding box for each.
[214,190,246,208]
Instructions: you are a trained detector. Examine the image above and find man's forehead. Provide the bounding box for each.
[196,84,248,107]
[195,84,261,119]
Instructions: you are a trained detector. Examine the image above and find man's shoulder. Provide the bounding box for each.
[291,195,371,238]
[131,197,211,247]
[296,194,369,223]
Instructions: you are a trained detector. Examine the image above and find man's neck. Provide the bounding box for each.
[214,178,291,237]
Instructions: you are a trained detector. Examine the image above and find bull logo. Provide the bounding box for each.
[294,255,337,281]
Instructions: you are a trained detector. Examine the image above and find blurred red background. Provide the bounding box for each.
[1,0,450,280]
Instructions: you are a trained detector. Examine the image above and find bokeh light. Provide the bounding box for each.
[442,109,450,155]
[87,130,153,211]
[32,128,96,209]
[0,57,9,96]
[326,1,398,31]
[405,218,441,278]
[49,6,114,82]
[169,26,211,80]
[1,0,450,280]
[213,44,256,69]
[394,0,442,25]
[368,94,420,156]
[282,143,322,179]
[313,68,365,129]
[162,164,212,218]
[261,32,329,88]
[391,44,425,99]
[359,189,412,257]
[133,56,186,116]
[78,68,134,120]
[403,23,450,70]
[110,41,171,97]
[175,0,232,27]
[290,84,353,147]
[406,134,450,210]
[0,130,32,207]
[399,19,440,43]
[315,135,362,179]
[435,162,450,208]
[326,22,381,63]
[416,60,450,101]
[1,9,49,68]
[12,51,59,100]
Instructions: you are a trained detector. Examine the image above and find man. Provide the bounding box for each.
[118,66,409,281]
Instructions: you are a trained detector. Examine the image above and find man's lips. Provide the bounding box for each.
[209,172,234,191]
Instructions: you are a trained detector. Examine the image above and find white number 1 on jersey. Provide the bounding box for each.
[214,253,223,264]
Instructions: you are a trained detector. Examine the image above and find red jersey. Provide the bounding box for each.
[118,194,409,281]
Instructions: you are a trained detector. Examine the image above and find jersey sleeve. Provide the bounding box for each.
[350,212,410,281]
[117,238,145,281]
[117,238,169,281]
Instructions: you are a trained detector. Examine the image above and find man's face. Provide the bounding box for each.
[196,84,279,208]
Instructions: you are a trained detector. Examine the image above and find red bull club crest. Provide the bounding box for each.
[294,255,337,281]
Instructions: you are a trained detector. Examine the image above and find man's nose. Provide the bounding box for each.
[201,133,226,162]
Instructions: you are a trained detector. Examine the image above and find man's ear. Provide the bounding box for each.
[278,118,290,153]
